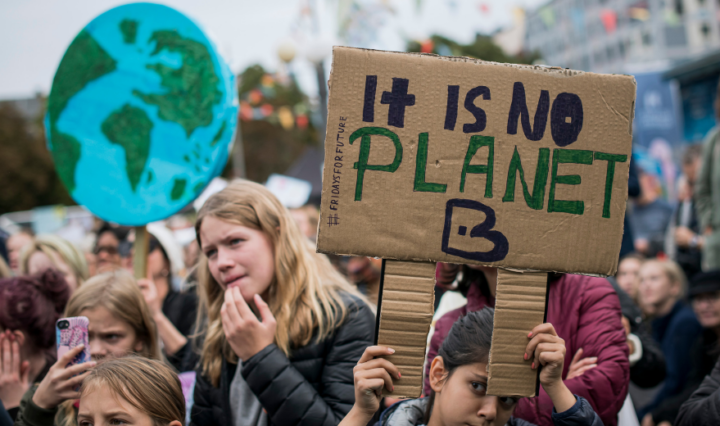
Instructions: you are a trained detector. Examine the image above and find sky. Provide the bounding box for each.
[0,0,546,101]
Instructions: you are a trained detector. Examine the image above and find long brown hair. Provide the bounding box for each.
[80,357,185,426]
[195,179,368,386]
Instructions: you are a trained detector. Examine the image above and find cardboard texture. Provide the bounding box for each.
[377,260,436,398]
[317,47,636,396]
[318,47,635,277]
[487,269,548,396]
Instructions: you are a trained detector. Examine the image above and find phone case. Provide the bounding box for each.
[56,316,90,367]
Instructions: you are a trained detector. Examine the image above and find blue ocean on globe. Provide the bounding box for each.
[46,3,238,225]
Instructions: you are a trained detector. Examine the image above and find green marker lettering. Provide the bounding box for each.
[350,127,403,201]
[594,151,628,218]
[502,146,550,210]
[460,135,494,198]
[414,132,447,193]
[548,149,593,215]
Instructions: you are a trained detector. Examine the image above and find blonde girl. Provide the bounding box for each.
[20,234,89,293]
[191,180,375,426]
[78,357,184,426]
[14,269,162,426]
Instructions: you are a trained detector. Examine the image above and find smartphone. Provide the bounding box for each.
[56,316,90,367]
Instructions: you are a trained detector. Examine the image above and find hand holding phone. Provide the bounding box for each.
[30,317,95,409]
[32,345,96,409]
[56,317,90,367]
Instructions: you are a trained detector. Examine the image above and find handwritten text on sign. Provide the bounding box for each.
[318,48,635,276]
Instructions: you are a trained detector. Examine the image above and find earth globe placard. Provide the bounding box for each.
[46,2,238,225]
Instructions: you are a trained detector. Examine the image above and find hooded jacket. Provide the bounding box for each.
[425,266,629,426]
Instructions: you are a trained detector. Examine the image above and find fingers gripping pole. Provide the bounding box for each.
[487,269,548,397]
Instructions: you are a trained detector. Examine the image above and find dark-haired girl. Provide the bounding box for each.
[342,308,602,426]
[0,270,70,421]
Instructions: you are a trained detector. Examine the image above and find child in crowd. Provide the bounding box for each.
[342,308,602,426]
[14,269,162,426]
[191,180,375,425]
[77,357,184,426]
[428,264,628,426]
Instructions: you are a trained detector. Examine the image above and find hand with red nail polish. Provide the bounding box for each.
[345,345,400,424]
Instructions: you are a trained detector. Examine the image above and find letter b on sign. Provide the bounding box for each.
[441,199,509,262]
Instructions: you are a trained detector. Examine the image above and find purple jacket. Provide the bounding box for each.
[425,265,629,426]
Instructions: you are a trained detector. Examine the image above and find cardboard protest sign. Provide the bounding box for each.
[318,47,635,397]
[46,3,238,227]
[318,47,635,277]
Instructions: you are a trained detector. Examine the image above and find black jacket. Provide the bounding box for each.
[651,330,719,424]
[675,354,720,426]
[190,293,374,426]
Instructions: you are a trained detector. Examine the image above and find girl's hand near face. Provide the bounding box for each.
[32,345,96,409]
[525,323,576,413]
[0,331,30,409]
[221,287,277,361]
[340,346,399,426]
[137,278,161,317]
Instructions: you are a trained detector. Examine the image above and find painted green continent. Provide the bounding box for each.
[133,30,221,136]
[47,30,117,192]
[119,19,138,44]
[170,178,187,201]
[101,104,153,192]
[210,120,227,147]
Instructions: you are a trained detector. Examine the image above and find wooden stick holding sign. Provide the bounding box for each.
[317,47,635,397]
[133,226,150,280]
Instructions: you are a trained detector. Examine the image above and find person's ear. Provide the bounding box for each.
[429,356,447,393]
[133,340,144,353]
[168,421,182,426]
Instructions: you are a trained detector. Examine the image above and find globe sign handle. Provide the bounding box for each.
[133,226,150,280]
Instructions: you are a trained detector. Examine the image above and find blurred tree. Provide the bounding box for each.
[235,64,318,183]
[0,100,74,215]
[407,34,540,64]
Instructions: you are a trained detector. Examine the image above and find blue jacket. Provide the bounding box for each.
[638,301,702,419]
[374,395,602,426]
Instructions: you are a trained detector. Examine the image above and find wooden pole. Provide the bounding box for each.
[133,226,149,279]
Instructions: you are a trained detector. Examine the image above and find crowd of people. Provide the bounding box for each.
[0,93,719,426]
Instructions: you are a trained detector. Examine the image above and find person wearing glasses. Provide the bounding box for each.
[93,223,130,273]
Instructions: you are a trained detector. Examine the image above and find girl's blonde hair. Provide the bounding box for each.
[195,179,367,386]
[80,357,185,426]
[642,258,688,298]
[65,269,162,360]
[20,234,89,287]
[58,270,163,426]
